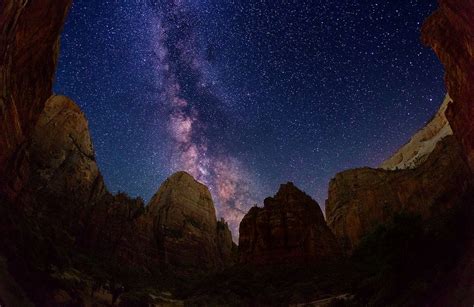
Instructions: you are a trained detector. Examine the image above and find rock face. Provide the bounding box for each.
[18,96,232,272]
[148,171,233,271]
[380,95,453,170]
[239,182,340,265]
[0,0,72,199]
[0,1,233,283]
[19,95,105,209]
[9,95,158,267]
[326,135,472,252]
[422,0,474,174]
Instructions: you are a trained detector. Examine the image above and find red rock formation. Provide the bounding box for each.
[239,182,340,265]
[148,171,234,271]
[326,136,472,252]
[14,95,232,272]
[0,1,72,199]
[0,2,233,276]
[421,0,474,174]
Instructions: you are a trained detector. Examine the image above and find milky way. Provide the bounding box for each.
[54,0,445,239]
[148,1,260,236]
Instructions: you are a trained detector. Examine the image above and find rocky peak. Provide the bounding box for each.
[239,183,340,265]
[147,171,233,271]
[148,171,215,220]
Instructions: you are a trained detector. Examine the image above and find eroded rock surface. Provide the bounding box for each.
[239,182,340,265]
[0,0,72,198]
[148,171,233,271]
[380,95,453,170]
[422,0,474,173]
[326,136,472,252]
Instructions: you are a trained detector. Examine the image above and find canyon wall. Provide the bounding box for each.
[422,0,474,174]
[0,0,232,284]
[327,0,474,254]
[0,0,72,199]
[326,135,471,252]
[380,95,453,170]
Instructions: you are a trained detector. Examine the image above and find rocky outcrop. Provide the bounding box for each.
[326,135,472,252]
[8,95,158,267]
[0,0,72,199]
[239,182,340,265]
[18,95,105,211]
[421,0,474,174]
[0,0,233,280]
[380,95,453,170]
[16,96,231,272]
[148,171,233,271]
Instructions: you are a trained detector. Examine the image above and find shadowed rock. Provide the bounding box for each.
[422,0,474,174]
[239,182,340,265]
[326,135,472,253]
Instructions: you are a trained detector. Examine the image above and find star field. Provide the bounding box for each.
[54,0,445,238]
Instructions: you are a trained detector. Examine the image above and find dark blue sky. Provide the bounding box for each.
[54,0,445,236]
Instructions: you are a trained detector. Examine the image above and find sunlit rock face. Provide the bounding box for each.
[422,0,474,174]
[380,95,453,170]
[239,182,340,265]
[326,135,472,253]
[0,0,72,199]
[148,171,234,271]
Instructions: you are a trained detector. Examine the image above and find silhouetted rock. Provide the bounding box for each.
[326,135,472,253]
[239,182,340,265]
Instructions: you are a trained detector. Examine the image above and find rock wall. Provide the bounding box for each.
[14,96,232,273]
[239,182,340,265]
[380,95,453,170]
[326,136,472,252]
[0,0,72,199]
[421,0,474,174]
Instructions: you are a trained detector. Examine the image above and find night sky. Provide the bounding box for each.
[54,0,445,238]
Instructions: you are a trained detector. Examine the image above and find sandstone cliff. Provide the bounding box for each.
[380,95,453,170]
[239,182,340,265]
[148,171,233,271]
[326,135,471,252]
[0,0,72,199]
[422,0,474,174]
[421,2,474,304]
